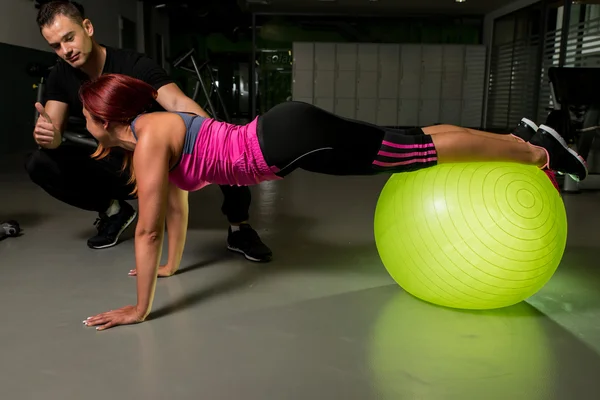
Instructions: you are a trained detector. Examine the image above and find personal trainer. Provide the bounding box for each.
[25,0,272,262]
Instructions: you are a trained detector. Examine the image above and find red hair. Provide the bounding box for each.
[79,73,158,194]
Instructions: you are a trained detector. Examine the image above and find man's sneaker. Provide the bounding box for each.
[227,224,272,262]
[511,118,538,142]
[530,124,588,182]
[87,201,137,249]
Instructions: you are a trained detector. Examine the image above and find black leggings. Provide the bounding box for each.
[257,101,438,177]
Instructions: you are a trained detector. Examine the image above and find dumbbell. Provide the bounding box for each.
[0,220,20,241]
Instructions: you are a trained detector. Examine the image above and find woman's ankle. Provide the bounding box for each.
[530,144,549,168]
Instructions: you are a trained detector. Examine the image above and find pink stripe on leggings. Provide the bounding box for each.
[373,157,438,167]
[378,150,438,158]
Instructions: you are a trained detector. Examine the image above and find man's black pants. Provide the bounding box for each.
[24,143,251,223]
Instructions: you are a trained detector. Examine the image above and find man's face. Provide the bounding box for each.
[41,14,94,68]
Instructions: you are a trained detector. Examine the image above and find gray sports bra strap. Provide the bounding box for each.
[130,112,200,141]
[130,114,143,140]
[172,111,197,131]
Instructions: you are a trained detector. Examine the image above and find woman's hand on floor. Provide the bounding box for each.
[129,264,175,277]
[84,305,144,331]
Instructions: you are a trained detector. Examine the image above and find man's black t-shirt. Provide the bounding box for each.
[43,45,174,122]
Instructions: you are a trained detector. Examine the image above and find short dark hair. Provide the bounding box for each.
[36,0,86,30]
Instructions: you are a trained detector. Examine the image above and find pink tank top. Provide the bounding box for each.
[164,113,282,191]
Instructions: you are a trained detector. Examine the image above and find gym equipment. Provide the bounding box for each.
[27,62,52,123]
[171,48,231,122]
[373,162,567,310]
[545,67,600,192]
[27,62,97,148]
[0,220,21,241]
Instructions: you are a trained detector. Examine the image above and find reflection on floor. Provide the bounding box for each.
[1,155,600,399]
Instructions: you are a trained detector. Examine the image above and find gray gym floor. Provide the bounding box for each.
[2,153,600,400]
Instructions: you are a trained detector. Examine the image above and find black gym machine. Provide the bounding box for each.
[170,48,231,123]
[544,66,600,192]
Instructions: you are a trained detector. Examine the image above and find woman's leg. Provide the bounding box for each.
[424,126,546,165]
[423,124,588,181]
[257,102,587,182]
[423,124,522,142]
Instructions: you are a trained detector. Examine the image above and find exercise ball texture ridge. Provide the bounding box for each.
[374,162,567,310]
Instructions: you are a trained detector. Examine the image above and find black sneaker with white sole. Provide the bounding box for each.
[511,118,538,142]
[227,224,272,262]
[530,124,588,182]
[87,201,137,249]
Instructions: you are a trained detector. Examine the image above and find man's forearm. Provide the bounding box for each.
[174,96,210,118]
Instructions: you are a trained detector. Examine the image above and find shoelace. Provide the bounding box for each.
[93,215,110,232]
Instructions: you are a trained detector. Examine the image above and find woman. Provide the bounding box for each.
[72,73,585,330]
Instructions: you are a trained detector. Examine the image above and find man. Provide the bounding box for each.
[26,0,272,262]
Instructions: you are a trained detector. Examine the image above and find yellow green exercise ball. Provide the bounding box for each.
[374,162,568,310]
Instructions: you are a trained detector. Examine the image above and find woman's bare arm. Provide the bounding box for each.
[128,182,189,278]
[83,127,173,330]
[132,133,172,319]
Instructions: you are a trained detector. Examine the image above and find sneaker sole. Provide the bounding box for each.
[89,211,138,250]
[539,124,588,182]
[521,118,539,132]
[511,118,539,142]
[227,245,272,262]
